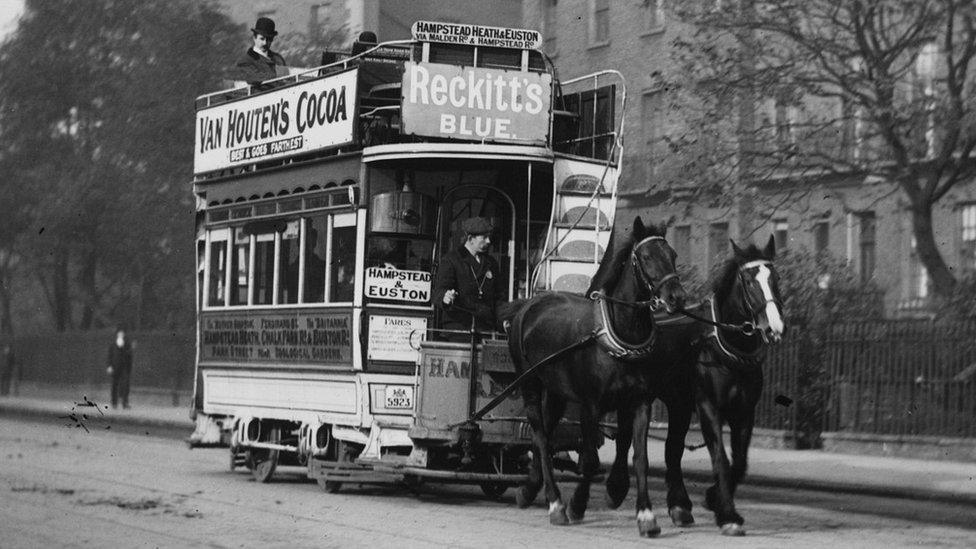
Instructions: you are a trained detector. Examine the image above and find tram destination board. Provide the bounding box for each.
[199,310,352,366]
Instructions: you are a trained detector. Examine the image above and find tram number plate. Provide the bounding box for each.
[384,386,414,409]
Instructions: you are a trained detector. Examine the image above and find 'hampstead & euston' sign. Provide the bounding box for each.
[411,21,542,50]
[194,68,358,174]
[401,62,552,146]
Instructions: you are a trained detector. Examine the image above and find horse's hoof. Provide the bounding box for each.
[720,523,746,536]
[516,486,536,509]
[605,483,627,509]
[637,509,661,537]
[549,501,569,526]
[567,497,585,524]
[669,506,695,527]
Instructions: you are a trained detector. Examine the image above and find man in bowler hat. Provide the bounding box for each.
[433,217,501,336]
[107,327,133,409]
[235,17,288,85]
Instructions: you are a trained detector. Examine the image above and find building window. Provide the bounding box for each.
[772,219,789,251]
[590,0,610,45]
[858,212,876,283]
[672,225,691,267]
[915,42,939,159]
[644,0,665,33]
[961,203,976,271]
[774,93,798,147]
[543,0,557,56]
[708,222,729,273]
[812,218,830,256]
[309,3,333,39]
[908,235,930,300]
[641,90,662,181]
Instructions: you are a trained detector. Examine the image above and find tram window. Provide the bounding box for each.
[230,228,251,306]
[367,237,433,272]
[330,225,357,302]
[303,216,329,303]
[207,232,229,307]
[253,233,275,305]
[279,220,301,304]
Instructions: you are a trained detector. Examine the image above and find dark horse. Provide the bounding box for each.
[609,236,786,536]
[504,217,686,536]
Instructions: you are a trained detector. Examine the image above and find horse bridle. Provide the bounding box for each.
[588,235,679,311]
[736,260,783,342]
[631,236,679,308]
[673,260,780,337]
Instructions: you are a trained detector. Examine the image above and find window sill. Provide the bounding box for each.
[641,25,665,38]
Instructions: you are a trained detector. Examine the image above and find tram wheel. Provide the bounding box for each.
[246,447,279,483]
[480,482,508,499]
[246,426,281,483]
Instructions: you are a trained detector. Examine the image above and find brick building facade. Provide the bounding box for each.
[523,0,976,316]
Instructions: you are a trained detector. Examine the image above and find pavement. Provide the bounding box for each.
[3,391,976,507]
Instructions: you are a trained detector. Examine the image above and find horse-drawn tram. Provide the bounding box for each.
[189,21,626,496]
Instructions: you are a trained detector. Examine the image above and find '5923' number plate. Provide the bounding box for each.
[384,386,414,409]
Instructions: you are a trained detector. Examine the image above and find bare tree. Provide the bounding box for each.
[663,0,976,298]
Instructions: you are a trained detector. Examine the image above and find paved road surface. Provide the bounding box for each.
[1,417,974,548]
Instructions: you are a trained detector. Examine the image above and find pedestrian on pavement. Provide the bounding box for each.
[234,17,288,85]
[107,327,133,409]
[0,342,14,396]
[433,216,501,338]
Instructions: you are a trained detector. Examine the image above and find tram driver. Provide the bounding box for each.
[433,217,500,339]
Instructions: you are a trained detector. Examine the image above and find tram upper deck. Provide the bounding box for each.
[192,22,620,184]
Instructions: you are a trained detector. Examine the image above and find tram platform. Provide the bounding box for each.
[2,390,975,507]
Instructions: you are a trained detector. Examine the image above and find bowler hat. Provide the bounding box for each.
[252,17,278,38]
[461,217,493,236]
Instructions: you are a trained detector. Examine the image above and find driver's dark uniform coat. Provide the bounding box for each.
[434,246,500,332]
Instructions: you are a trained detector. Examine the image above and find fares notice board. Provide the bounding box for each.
[194,68,358,174]
[401,62,552,146]
[199,310,353,367]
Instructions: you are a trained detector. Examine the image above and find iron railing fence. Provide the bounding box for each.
[649,319,976,440]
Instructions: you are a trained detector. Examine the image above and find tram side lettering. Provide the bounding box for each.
[200,312,352,365]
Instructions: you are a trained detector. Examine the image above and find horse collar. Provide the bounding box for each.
[594,294,656,361]
[705,297,764,366]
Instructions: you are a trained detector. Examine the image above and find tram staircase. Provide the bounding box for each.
[532,173,615,295]
[531,70,624,296]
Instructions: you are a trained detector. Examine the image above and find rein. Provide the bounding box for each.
[589,290,666,311]
[674,303,756,335]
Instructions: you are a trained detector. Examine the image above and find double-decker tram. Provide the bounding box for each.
[190,21,627,495]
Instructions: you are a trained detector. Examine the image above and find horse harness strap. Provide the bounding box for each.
[462,331,599,426]
[593,291,657,361]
